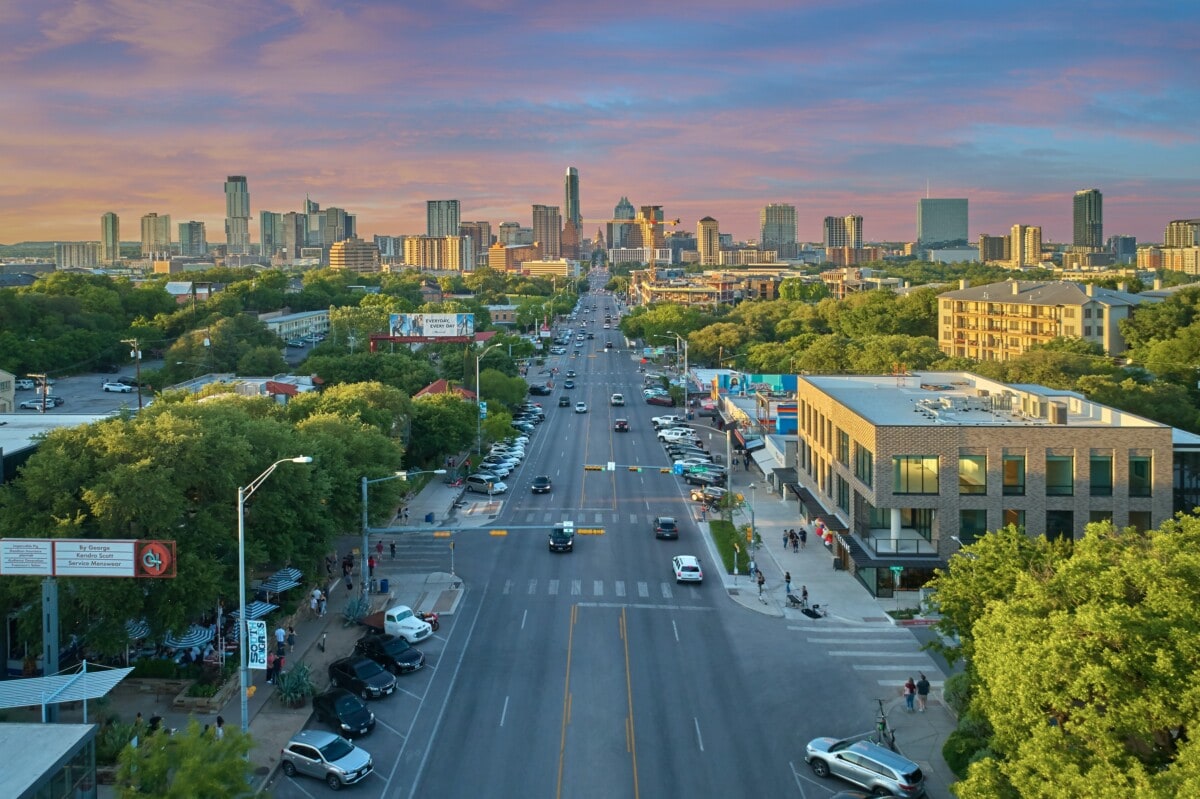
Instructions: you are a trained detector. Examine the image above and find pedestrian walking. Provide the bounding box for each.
[916,673,930,712]
[756,570,766,596]
[375,540,384,559]
[801,585,809,607]
[903,677,917,712]
[266,652,277,685]
[310,589,320,618]
[389,541,396,559]
[325,555,334,579]
[318,591,327,617]
[214,715,225,741]
[783,530,789,550]
[402,507,410,523]
[784,571,792,595]
[799,527,808,550]
[345,574,353,592]
[368,555,376,578]
[274,625,286,656]
[287,626,296,653]
[791,530,799,553]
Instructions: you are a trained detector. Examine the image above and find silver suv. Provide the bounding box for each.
[805,737,926,797]
[280,729,373,790]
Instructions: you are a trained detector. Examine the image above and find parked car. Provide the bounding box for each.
[654,516,679,539]
[312,688,376,737]
[101,381,133,392]
[652,415,686,428]
[805,737,926,798]
[465,474,508,494]
[14,378,35,390]
[528,384,553,396]
[672,555,703,583]
[280,729,373,790]
[531,475,553,494]
[328,656,397,700]
[354,633,425,674]
[690,486,728,503]
[19,397,64,410]
[647,395,676,407]
[684,472,726,487]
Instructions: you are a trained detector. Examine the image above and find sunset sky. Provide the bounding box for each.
[1,0,1197,246]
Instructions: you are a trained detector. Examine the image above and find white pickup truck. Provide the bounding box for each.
[360,605,433,644]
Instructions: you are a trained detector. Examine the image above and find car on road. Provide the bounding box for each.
[281,729,374,790]
[101,381,133,392]
[605,341,613,349]
[548,521,575,552]
[528,384,553,396]
[558,396,571,407]
[531,475,553,493]
[674,458,714,471]
[586,332,594,339]
[354,633,425,674]
[610,393,624,406]
[465,474,508,494]
[653,516,679,539]
[512,421,535,434]
[684,471,726,487]
[563,380,575,389]
[312,688,376,737]
[613,419,630,432]
[805,737,926,798]
[14,378,35,390]
[550,347,566,355]
[575,402,588,413]
[566,369,576,377]
[690,486,728,503]
[287,339,307,348]
[328,656,396,700]
[19,397,65,409]
[672,555,703,583]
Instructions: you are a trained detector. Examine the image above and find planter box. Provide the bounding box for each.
[171,674,238,714]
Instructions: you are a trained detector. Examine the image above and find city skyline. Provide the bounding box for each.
[1,1,1196,245]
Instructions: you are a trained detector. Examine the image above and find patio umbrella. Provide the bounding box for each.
[163,625,213,650]
[125,619,150,640]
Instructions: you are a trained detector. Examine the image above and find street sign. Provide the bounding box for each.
[672,464,684,475]
[479,401,488,419]
[247,620,268,670]
[606,461,616,472]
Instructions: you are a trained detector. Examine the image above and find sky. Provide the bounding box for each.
[1,0,1197,247]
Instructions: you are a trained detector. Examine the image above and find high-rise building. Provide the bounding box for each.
[140,212,171,257]
[302,196,325,247]
[697,217,721,266]
[1073,189,1103,250]
[1108,235,1137,264]
[329,237,381,274]
[917,199,968,246]
[55,242,100,269]
[427,200,461,237]
[978,234,1011,263]
[178,221,207,257]
[323,207,351,245]
[281,212,307,260]
[607,196,636,249]
[224,176,251,255]
[564,167,581,228]
[1011,224,1043,267]
[1164,219,1200,248]
[532,205,562,258]
[760,204,797,257]
[100,212,120,264]
[459,221,492,262]
[260,212,282,259]
[823,215,863,249]
[404,235,473,271]
[633,205,665,250]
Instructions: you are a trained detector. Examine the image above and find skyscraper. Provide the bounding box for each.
[260,212,282,259]
[140,212,171,257]
[224,176,251,254]
[1073,189,1103,250]
[917,199,968,246]
[532,204,562,257]
[608,196,636,249]
[698,217,721,266]
[100,212,120,264]
[760,204,797,257]
[1164,219,1200,248]
[564,167,581,228]
[1011,224,1043,267]
[178,221,207,256]
[427,200,461,237]
[823,215,863,249]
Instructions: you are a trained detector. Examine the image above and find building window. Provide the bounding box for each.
[854,444,873,488]
[1003,455,1025,496]
[1089,510,1113,527]
[959,509,988,545]
[1003,509,1025,530]
[893,455,939,495]
[836,475,850,512]
[1046,455,1074,496]
[1128,511,1152,532]
[1045,510,1074,541]
[837,430,850,464]
[1090,455,1113,497]
[1129,456,1152,497]
[959,454,987,495]
[1084,326,1092,336]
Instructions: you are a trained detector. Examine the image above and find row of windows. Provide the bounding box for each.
[958,508,1153,544]
[893,453,1153,497]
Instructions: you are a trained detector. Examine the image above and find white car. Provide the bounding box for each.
[652,415,686,428]
[672,555,703,583]
[673,458,713,470]
[465,474,508,494]
[659,429,699,443]
[102,381,133,393]
[575,402,588,413]
[610,393,625,406]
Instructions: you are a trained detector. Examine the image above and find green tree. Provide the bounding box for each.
[407,393,476,465]
[778,278,830,302]
[116,719,253,797]
[302,351,438,396]
[236,345,288,376]
[479,368,526,409]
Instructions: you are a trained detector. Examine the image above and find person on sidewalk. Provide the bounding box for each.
[266,652,277,685]
[287,626,296,653]
[782,530,789,550]
[800,527,808,549]
[214,715,225,741]
[784,571,792,595]
[274,625,286,656]
[368,555,376,578]
[310,589,320,618]
[390,541,396,559]
[801,585,809,607]
[903,677,917,712]
[318,591,327,617]
[375,540,384,559]
[916,673,930,711]
[756,570,766,597]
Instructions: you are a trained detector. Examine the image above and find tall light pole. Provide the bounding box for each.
[238,456,312,734]
[360,469,446,603]
[475,342,503,455]
[748,482,758,548]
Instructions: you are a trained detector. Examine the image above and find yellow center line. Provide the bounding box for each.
[622,606,640,799]
[556,604,577,799]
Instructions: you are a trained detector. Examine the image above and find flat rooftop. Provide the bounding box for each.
[0,413,116,457]
[801,372,1167,430]
[0,723,95,796]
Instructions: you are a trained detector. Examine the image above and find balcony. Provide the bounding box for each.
[859,527,939,557]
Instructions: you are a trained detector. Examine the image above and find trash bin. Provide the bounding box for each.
[379,578,389,594]
[425,512,434,524]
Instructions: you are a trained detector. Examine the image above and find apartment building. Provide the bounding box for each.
[937,279,1154,361]
[329,237,381,274]
[791,371,1173,596]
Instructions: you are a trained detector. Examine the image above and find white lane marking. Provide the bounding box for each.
[638,582,649,598]
[548,579,559,595]
[615,580,626,597]
[694,717,705,752]
[500,696,509,727]
[571,579,581,595]
[594,580,603,596]
[520,610,527,630]
[661,583,673,599]
[574,602,713,612]
[672,620,680,642]
[527,579,537,595]
[828,651,930,657]
[503,579,512,595]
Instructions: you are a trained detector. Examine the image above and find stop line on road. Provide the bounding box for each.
[788,625,946,690]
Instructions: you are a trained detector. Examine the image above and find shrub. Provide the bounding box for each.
[96,720,140,766]
[943,670,973,715]
[943,728,989,778]
[276,662,315,708]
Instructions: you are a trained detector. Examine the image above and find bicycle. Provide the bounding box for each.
[874,698,896,750]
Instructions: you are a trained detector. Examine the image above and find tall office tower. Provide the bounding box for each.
[459,221,492,262]
[260,212,282,259]
[1073,189,1103,249]
[917,199,968,246]
[498,222,521,245]
[427,200,461,237]
[178,221,207,256]
[697,217,721,266]
[140,212,172,256]
[564,167,581,228]
[1108,235,1137,264]
[303,196,325,247]
[281,212,306,260]
[100,212,120,264]
[978,234,1011,263]
[633,205,665,249]
[532,204,562,257]
[607,196,636,249]
[1164,219,1200,248]
[823,215,863,248]
[760,203,797,257]
[1011,224,1043,267]
[224,176,251,255]
[324,207,351,245]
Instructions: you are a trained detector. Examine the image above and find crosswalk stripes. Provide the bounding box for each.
[548,579,559,595]
[594,580,603,596]
[498,577,688,604]
[789,626,946,689]
[638,582,649,598]
[571,579,582,595]
[615,580,626,597]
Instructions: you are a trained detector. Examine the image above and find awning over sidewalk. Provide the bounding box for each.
[787,484,848,533]
[836,532,948,571]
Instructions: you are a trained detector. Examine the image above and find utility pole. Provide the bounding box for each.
[122,338,144,409]
[29,372,49,413]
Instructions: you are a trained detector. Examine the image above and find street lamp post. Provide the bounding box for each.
[361,469,448,601]
[238,456,312,734]
[663,330,689,397]
[748,482,758,547]
[475,342,503,455]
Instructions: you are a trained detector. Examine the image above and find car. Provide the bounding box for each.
[478,462,513,478]
[574,402,588,413]
[805,737,926,798]
[605,341,613,349]
[490,446,524,458]
[558,396,571,407]
[610,393,625,406]
[513,414,542,425]
[354,633,425,674]
[563,380,575,389]
[287,339,307,348]
[652,415,686,428]
[101,381,133,392]
[690,486,728,503]
[685,472,726,487]
[659,430,699,444]
[647,395,676,407]
[586,333,594,340]
[654,516,679,539]
[603,323,611,329]
[328,656,397,700]
[465,474,508,494]
[19,397,64,410]
[281,729,374,790]
[531,475,553,493]
[312,688,376,737]
[613,419,630,432]
[528,384,553,396]
[548,521,575,552]
[14,378,35,390]
[550,347,566,355]
[672,555,703,583]
[566,370,576,377]
[674,458,714,471]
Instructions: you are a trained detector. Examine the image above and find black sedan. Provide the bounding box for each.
[531,475,553,493]
[354,634,425,675]
[328,656,397,700]
[312,688,376,737]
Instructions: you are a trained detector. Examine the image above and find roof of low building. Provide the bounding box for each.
[940,279,1150,307]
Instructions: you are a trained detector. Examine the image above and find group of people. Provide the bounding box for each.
[902,674,931,712]
[310,587,328,618]
[782,527,807,552]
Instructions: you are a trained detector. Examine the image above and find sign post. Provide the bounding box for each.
[246,620,268,671]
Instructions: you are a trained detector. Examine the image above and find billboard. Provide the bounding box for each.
[388,313,474,339]
[0,538,177,578]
